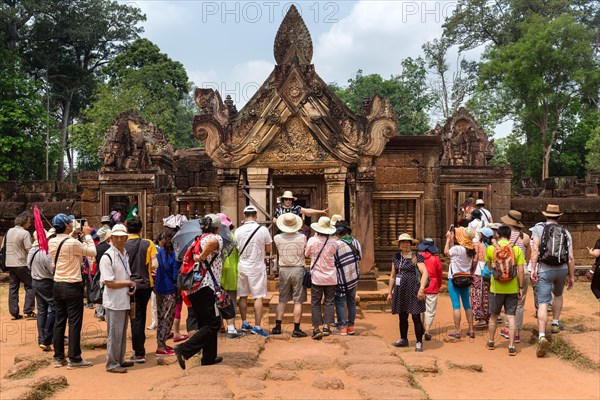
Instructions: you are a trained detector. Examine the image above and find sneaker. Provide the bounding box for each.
[514,335,521,344]
[322,326,332,336]
[536,337,549,358]
[173,334,189,343]
[155,349,175,357]
[39,344,52,352]
[486,340,495,350]
[499,328,509,339]
[107,366,127,373]
[146,324,156,330]
[347,326,355,335]
[338,327,348,336]
[271,325,282,335]
[551,324,561,334]
[227,331,244,339]
[165,345,173,350]
[25,312,36,319]
[201,356,223,366]
[54,359,67,368]
[11,315,23,320]
[497,316,503,323]
[241,322,253,332]
[392,339,409,347]
[424,333,432,341]
[67,359,93,369]
[173,345,186,370]
[251,326,269,337]
[508,346,517,356]
[129,355,146,364]
[120,361,134,368]
[292,329,307,338]
[312,329,323,340]
[415,342,423,352]
[86,303,94,309]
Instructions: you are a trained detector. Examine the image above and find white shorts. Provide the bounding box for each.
[237,269,268,299]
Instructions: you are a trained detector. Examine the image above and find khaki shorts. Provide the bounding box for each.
[278,266,306,304]
[237,269,267,299]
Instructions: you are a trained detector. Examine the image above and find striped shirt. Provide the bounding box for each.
[334,237,362,295]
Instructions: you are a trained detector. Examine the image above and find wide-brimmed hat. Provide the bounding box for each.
[280,191,297,201]
[97,226,111,243]
[277,213,303,233]
[476,199,485,205]
[542,204,563,218]
[500,210,525,228]
[111,224,128,237]
[455,227,476,250]
[311,216,336,235]
[330,214,343,224]
[417,238,439,254]
[32,228,56,246]
[100,215,111,224]
[392,233,418,245]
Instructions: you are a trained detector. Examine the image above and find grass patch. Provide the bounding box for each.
[549,336,600,371]
[6,359,51,380]
[397,355,431,400]
[27,380,68,400]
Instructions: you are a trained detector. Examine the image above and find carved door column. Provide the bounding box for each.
[246,167,270,223]
[354,165,376,275]
[325,167,347,219]
[218,168,240,226]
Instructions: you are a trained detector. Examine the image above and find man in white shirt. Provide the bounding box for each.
[235,205,272,337]
[99,224,137,373]
[475,199,493,225]
[5,211,34,320]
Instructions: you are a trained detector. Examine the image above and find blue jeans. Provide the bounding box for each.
[335,287,357,327]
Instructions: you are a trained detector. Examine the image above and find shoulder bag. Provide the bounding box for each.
[0,235,7,272]
[451,259,473,288]
[303,237,329,289]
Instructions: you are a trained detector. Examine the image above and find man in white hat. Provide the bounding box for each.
[99,224,137,373]
[272,213,308,337]
[529,204,574,358]
[28,228,56,351]
[475,199,493,224]
[272,190,328,225]
[235,205,273,337]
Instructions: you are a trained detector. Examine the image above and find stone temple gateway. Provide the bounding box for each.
[70,6,514,282]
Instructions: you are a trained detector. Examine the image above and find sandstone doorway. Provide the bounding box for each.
[273,174,326,229]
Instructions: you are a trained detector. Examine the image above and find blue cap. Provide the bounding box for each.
[52,214,75,228]
[478,227,494,238]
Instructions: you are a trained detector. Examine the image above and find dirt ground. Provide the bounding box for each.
[0,279,598,400]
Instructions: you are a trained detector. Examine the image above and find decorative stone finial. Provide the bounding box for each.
[274,5,313,65]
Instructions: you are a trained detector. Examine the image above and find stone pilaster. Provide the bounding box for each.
[324,166,347,218]
[246,167,270,223]
[354,165,376,276]
[218,168,240,226]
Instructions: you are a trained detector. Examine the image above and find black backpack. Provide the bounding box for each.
[538,224,569,266]
[90,253,112,304]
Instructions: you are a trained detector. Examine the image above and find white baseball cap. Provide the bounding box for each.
[243,205,258,213]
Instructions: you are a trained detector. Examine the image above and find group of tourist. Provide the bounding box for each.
[2,194,600,371]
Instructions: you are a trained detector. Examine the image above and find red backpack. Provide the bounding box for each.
[492,244,517,283]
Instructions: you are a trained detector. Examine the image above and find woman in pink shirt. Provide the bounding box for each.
[305,217,337,340]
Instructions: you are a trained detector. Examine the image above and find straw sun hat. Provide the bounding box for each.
[392,233,418,245]
[311,216,336,235]
[280,191,297,201]
[500,210,525,228]
[542,204,563,218]
[277,213,303,233]
[455,226,476,250]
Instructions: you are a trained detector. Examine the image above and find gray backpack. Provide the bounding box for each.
[538,224,569,266]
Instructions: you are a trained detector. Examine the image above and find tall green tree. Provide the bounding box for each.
[479,15,599,180]
[331,58,433,135]
[23,0,145,180]
[0,47,50,181]
[71,38,195,169]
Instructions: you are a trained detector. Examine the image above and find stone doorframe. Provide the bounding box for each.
[444,184,491,231]
[100,189,147,236]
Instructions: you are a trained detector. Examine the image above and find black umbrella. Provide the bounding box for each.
[172,219,234,261]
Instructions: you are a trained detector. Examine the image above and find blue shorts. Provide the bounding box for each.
[537,268,568,304]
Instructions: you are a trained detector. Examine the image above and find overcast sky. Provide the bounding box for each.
[122,0,511,137]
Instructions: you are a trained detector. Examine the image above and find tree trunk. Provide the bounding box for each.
[542,143,551,181]
[56,91,73,181]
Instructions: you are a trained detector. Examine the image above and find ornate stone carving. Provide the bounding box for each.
[273,5,313,65]
[99,111,174,173]
[429,107,494,166]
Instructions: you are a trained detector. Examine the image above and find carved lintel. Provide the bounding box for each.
[217,168,240,185]
[272,169,324,176]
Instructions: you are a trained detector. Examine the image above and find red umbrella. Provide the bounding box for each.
[33,205,48,254]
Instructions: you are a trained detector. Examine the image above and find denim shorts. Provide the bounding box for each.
[537,268,568,304]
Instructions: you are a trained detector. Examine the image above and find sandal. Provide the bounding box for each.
[448,331,461,339]
[467,331,475,339]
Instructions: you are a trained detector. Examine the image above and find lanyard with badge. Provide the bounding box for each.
[115,251,130,275]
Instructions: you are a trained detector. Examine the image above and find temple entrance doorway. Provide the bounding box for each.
[272,174,327,231]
